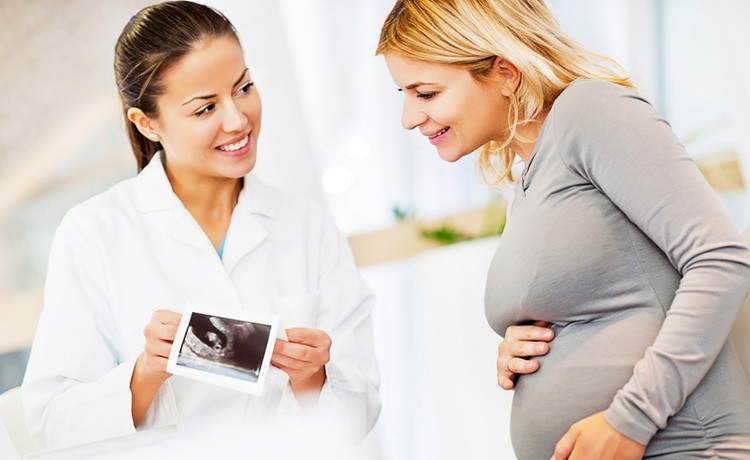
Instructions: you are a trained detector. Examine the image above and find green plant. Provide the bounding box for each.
[392,205,415,221]
[419,226,473,245]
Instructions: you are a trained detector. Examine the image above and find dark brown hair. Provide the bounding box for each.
[114,1,239,171]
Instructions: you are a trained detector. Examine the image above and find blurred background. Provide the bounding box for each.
[1,0,749,458]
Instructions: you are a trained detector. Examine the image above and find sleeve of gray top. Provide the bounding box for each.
[551,80,750,445]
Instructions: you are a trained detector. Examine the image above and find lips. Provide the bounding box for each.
[216,133,250,152]
[426,127,450,139]
[425,127,450,146]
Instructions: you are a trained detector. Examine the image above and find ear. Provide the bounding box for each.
[492,57,521,96]
[127,107,161,141]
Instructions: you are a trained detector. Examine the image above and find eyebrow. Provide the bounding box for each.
[181,68,249,106]
[398,82,434,91]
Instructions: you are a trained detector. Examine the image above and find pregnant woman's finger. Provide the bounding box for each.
[508,357,540,374]
[497,369,516,390]
[511,340,550,357]
[506,324,555,342]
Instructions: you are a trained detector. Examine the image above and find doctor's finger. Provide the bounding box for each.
[274,340,310,361]
[286,328,332,349]
[153,309,182,325]
[145,338,173,358]
[271,352,308,371]
[274,340,326,363]
[144,318,177,341]
[149,323,179,341]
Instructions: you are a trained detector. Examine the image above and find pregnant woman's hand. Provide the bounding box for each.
[552,411,645,459]
[497,320,554,390]
[272,328,331,395]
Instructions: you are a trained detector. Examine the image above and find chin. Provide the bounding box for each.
[436,147,470,163]
[224,153,257,179]
[238,156,258,177]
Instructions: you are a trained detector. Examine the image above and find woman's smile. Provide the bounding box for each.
[426,127,451,145]
[215,132,252,157]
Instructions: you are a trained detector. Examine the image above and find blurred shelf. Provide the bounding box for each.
[347,202,506,267]
[0,290,42,354]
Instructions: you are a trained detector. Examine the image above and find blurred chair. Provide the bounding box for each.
[0,386,39,457]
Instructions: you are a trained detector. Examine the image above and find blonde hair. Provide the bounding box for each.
[376,0,635,184]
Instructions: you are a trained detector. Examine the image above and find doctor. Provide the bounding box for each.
[22,0,380,451]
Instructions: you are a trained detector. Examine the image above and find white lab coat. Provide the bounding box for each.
[22,154,380,451]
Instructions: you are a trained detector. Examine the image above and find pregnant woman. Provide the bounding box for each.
[377,0,750,458]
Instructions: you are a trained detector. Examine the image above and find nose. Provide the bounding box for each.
[401,98,428,131]
[223,100,248,133]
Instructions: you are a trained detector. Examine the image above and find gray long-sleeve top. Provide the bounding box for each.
[485,79,750,457]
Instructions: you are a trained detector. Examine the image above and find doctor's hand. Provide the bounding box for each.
[551,412,645,460]
[136,309,182,384]
[497,321,554,390]
[272,328,331,395]
[131,309,182,427]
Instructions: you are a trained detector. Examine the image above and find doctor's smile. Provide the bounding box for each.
[215,132,252,157]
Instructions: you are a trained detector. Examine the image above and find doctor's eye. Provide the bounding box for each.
[194,103,216,117]
[236,82,255,95]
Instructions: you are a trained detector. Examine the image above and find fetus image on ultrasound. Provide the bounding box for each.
[176,312,272,382]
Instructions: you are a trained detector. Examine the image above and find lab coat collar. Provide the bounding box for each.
[225,175,273,273]
[238,174,277,221]
[133,153,275,271]
[132,152,182,213]
[133,152,277,220]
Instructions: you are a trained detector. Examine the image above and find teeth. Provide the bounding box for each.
[217,134,249,151]
[429,127,449,139]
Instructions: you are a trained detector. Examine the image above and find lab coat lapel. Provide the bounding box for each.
[133,156,276,265]
[133,153,215,253]
[222,206,267,274]
[168,207,217,252]
[222,174,275,274]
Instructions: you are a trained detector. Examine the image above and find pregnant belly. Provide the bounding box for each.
[510,311,663,460]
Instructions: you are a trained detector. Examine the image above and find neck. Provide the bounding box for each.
[166,166,242,226]
[510,110,548,165]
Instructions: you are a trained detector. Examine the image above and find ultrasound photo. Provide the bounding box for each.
[176,312,272,382]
